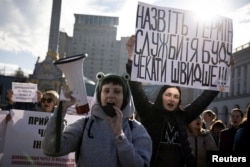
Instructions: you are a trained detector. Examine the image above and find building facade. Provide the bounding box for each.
[67,14,122,81]
[206,43,250,125]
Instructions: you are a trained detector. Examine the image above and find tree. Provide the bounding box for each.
[14,67,25,78]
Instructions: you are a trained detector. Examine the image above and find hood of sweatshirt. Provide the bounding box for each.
[90,83,135,120]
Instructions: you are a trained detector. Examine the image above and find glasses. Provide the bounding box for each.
[41,97,53,103]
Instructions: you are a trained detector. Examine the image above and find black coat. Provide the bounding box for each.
[233,121,250,152]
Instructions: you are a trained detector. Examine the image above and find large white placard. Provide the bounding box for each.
[131,2,233,92]
[0,110,85,167]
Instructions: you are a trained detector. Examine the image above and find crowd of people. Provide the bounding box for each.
[0,35,249,167]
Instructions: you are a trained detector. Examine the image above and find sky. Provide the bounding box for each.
[0,0,250,76]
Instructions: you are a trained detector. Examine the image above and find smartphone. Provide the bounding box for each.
[102,105,116,117]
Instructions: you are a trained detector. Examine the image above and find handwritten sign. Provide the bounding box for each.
[12,82,38,102]
[0,110,85,167]
[131,2,233,92]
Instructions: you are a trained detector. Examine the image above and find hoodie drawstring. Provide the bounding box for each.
[87,119,94,138]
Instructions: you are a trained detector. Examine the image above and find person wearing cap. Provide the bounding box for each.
[125,35,220,167]
[42,73,152,167]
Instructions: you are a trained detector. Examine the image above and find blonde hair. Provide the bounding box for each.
[43,90,59,105]
[202,109,217,121]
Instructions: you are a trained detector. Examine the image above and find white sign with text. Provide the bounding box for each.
[0,110,85,167]
[131,1,233,92]
[12,82,38,102]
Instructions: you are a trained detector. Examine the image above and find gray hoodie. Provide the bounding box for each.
[42,85,152,167]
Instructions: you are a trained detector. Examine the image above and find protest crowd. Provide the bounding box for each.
[1,2,250,167]
[0,34,249,167]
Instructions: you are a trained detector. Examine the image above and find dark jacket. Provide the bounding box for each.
[126,60,219,167]
[219,126,238,151]
[233,121,250,152]
[2,102,38,111]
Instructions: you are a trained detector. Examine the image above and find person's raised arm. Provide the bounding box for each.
[126,35,135,61]
[125,35,152,122]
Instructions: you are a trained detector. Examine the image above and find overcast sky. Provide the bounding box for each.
[0,0,249,76]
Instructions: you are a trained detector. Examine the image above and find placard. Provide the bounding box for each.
[0,110,85,167]
[12,82,38,102]
[131,2,233,92]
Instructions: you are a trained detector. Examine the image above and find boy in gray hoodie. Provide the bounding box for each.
[42,73,152,167]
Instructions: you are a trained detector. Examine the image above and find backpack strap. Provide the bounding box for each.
[75,117,89,163]
[75,118,133,163]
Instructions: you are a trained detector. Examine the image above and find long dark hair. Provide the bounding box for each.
[154,85,182,111]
